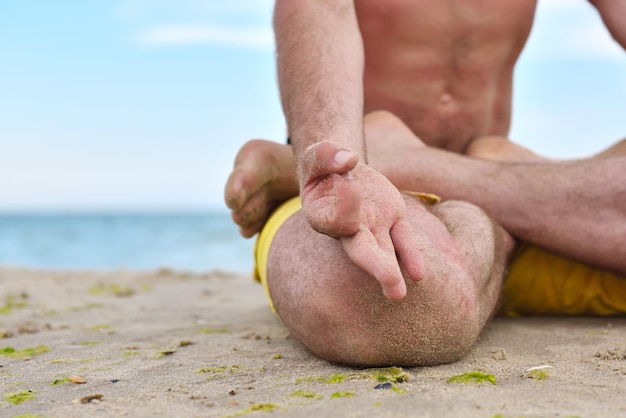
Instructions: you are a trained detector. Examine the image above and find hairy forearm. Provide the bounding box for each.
[273,0,365,163]
[393,151,626,273]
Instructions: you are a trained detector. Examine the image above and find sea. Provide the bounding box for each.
[0,211,255,274]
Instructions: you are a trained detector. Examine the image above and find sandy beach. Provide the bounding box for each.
[1,266,625,417]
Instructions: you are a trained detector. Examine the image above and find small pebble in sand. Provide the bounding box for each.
[79,394,103,404]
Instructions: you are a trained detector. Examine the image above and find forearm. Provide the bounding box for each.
[393,151,626,273]
[273,0,365,165]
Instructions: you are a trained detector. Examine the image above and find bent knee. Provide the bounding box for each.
[290,278,484,367]
[267,209,488,367]
[268,232,483,365]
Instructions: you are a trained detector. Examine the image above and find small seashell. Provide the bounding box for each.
[524,365,552,373]
[524,365,552,380]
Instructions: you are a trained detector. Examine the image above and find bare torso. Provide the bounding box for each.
[355,0,537,152]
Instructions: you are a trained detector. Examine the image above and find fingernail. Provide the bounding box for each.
[334,150,352,165]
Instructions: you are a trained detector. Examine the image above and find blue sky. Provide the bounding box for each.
[0,0,624,211]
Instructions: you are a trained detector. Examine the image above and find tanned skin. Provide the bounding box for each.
[226,0,626,297]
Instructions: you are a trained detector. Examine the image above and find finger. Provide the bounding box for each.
[330,172,361,235]
[299,156,362,238]
[391,217,423,281]
[302,174,361,237]
[300,141,359,189]
[341,230,407,301]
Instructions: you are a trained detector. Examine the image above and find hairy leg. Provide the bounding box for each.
[468,135,626,162]
[360,111,536,186]
[267,195,514,366]
[593,138,626,158]
[224,113,623,239]
[263,110,515,366]
[465,135,546,162]
[223,111,505,237]
[224,111,435,238]
[362,110,428,185]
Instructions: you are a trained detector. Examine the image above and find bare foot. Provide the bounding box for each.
[363,110,429,183]
[465,136,546,163]
[224,140,299,237]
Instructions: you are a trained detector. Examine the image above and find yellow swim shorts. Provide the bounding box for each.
[498,244,626,316]
[253,197,302,314]
[254,197,626,317]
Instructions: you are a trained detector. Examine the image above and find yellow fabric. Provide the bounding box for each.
[499,244,626,316]
[253,196,302,314]
[254,196,626,317]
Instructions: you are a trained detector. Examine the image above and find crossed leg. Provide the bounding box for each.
[227,111,626,366]
[266,193,514,366]
[256,111,515,366]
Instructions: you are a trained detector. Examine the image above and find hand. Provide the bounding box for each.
[299,141,423,301]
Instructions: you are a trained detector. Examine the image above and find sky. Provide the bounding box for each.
[0,0,624,212]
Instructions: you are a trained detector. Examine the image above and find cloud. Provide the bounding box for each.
[117,1,276,49]
[137,24,274,49]
[117,0,274,21]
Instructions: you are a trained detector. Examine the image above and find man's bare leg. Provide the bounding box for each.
[267,188,514,366]
[262,112,515,366]
[467,134,626,162]
[465,135,546,163]
[593,138,626,158]
[225,114,626,238]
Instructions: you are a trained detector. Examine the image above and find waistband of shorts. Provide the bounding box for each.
[254,196,303,314]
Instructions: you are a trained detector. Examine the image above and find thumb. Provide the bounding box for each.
[299,141,359,190]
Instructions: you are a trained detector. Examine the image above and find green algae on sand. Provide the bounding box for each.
[447,371,497,385]
[289,389,322,400]
[227,403,279,417]
[50,377,70,386]
[88,283,135,297]
[4,390,36,405]
[0,345,50,359]
[295,367,410,386]
[331,391,355,399]
[369,366,410,383]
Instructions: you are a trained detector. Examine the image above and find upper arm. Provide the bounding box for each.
[589,0,626,50]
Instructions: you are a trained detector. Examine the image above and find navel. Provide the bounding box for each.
[439,93,453,106]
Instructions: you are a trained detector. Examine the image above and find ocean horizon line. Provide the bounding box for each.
[0,206,231,216]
